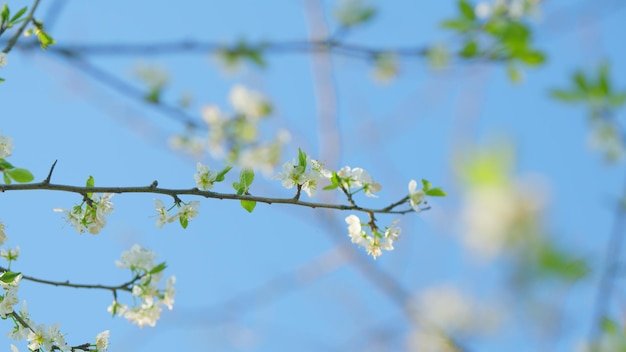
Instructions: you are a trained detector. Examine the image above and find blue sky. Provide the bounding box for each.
[2,0,626,351]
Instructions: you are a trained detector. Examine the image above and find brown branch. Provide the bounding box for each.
[0,180,416,215]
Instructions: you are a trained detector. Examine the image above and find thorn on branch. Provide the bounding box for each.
[43,160,58,184]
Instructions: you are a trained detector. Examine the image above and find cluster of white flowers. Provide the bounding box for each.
[154,199,200,229]
[0,53,7,68]
[109,244,176,328]
[171,85,289,175]
[0,133,13,159]
[53,193,114,234]
[345,214,400,259]
[274,153,331,198]
[474,0,541,20]
[336,166,382,197]
[0,229,109,351]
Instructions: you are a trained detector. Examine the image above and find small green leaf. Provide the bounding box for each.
[145,87,161,103]
[459,40,479,58]
[232,181,242,194]
[573,71,588,92]
[246,50,266,68]
[440,19,474,32]
[0,271,21,283]
[0,77,5,83]
[298,148,307,169]
[0,159,15,170]
[426,188,447,196]
[421,179,432,191]
[36,29,55,49]
[86,175,95,198]
[550,89,586,103]
[601,317,619,335]
[518,50,545,66]
[1,4,9,26]
[459,0,476,20]
[86,175,95,188]
[10,6,27,23]
[149,262,167,275]
[507,65,523,83]
[240,168,254,189]
[240,200,256,213]
[179,216,189,229]
[215,166,232,182]
[323,184,339,190]
[7,168,34,183]
[3,172,11,184]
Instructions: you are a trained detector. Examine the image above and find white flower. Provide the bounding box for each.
[408,180,426,212]
[177,201,200,224]
[162,276,176,310]
[345,215,368,247]
[0,134,13,158]
[116,244,157,272]
[201,105,225,126]
[0,222,6,246]
[0,53,7,68]
[0,286,19,318]
[229,85,271,120]
[474,2,492,19]
[122,303,162,328]
[96,330,110,351]
[194,162,217,190]
[1,246,20,261]
[154,199,172,228]
[337,166,381,197]
[10,344,18,352]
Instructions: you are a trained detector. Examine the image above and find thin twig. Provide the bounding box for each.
[588,168,626,342]
[2,0,41,54]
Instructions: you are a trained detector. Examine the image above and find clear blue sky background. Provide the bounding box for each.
[2,0,626,351]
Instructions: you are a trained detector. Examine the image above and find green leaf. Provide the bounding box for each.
[86,175,95,188]
[459,0,476,20]
[440,19,474,32]
[0,77,5,83]
[10,6,27,23]
[3,172,11,184]
[86,175,94,198]
[246,50,266,68]
[537,243,589,281]
[36,29,55,49]
[0,271,21,283]
[573,71,588,92]
[179,216,189,229]
[518,50,545,66]
[507,65,523,83]
[149,262,167,275]
[145,87,161,103]
[601,317,619,335]
[0,159,14,170]
[215,166,232,182]
[240,200,256,213]
[421,179,432,191]
[232,181,242,194]
[7,168,34,183]
[459,40,479,58]
[240,168,254,189]
[298,148,307,169]
[1,4,9,26]
[550,89,586,103]
[598,63,610,96]
[426,188,447,196]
